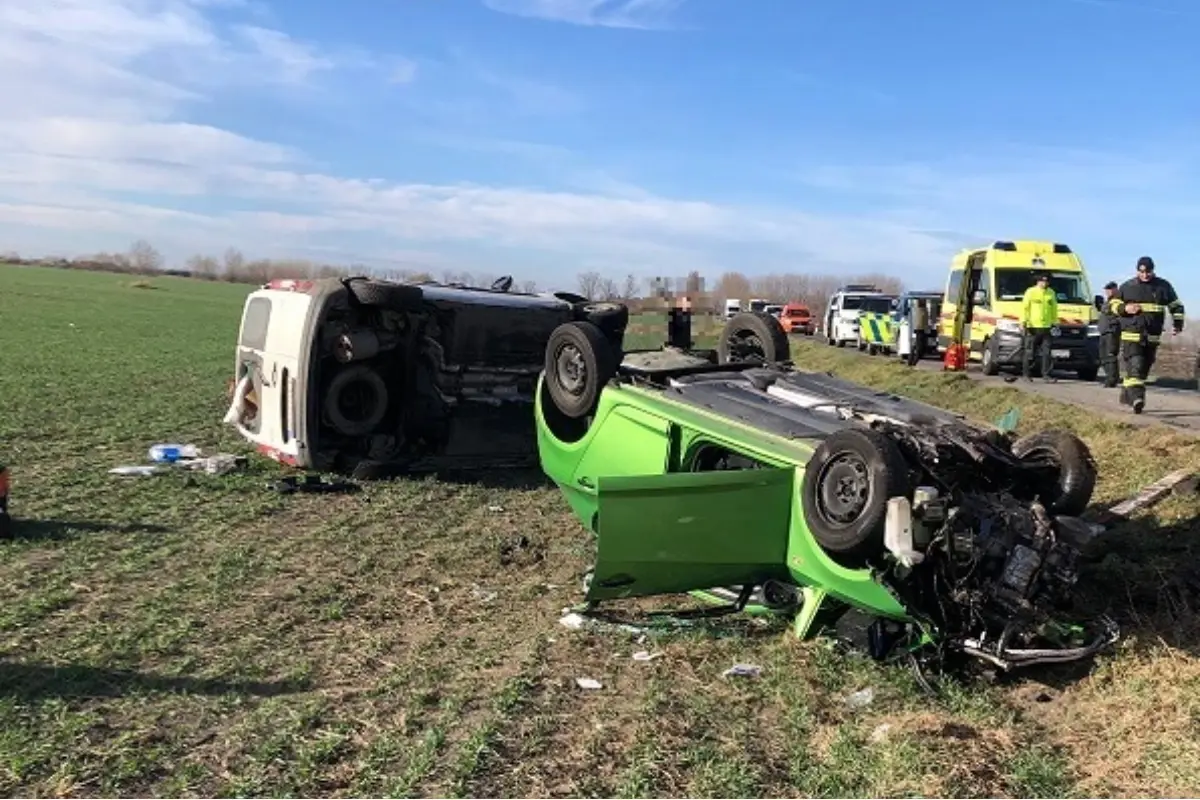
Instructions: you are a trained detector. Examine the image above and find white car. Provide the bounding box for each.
[225,275,627,478]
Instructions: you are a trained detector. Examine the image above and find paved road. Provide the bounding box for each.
[908,357,1200,433]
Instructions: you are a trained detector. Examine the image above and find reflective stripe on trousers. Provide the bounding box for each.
[1120,331,1162,343]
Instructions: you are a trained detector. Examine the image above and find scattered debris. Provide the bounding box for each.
[632,650,663,662]
[109,465,166,477]
[471,585,498,603]
[869,723,892,743]
[1096,469,1197,523]
[559,612,587,630]
[994,407,1021,433]
[487,505,504,513]
[722,663,762,679]
[148,443,200,463]
[575,677,603,690]
[269,475,361,495]
[845,688,875,709]
[180,454,246,475]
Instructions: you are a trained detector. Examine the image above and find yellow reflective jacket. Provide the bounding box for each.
[1021,285,1058,329]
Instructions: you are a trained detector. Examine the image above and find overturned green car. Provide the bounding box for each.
[535,310,1118,672]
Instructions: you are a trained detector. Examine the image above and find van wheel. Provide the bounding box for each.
[718,312,790,365]
[575,301,629,340]
[344,277,423,311]
[981,338,999,375]
[325,364,389,437]
[545,321,618,419]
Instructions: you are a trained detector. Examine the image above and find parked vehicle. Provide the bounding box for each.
[723,298,742,319]
[823,284,892,348]
[779,302,814,335]
[534,311,1117,673]
[937,240,1101,380]
[890,290,943,360]
[227,275,628,478]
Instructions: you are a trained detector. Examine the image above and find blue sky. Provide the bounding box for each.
[0,0,1197,307]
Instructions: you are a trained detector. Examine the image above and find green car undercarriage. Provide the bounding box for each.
[534,309,1118,675]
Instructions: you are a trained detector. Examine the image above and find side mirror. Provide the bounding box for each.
[1093,294,1104,311]
[971,289,987,306]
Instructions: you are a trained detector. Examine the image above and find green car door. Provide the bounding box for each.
[587,467,796,601]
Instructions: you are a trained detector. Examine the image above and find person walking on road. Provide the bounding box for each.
[1109,255,1186,414]
[1021,272,1058,382]
[1098,280,1121,387]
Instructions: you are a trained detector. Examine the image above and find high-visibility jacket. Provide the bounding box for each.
[1109,274,1185,341]
[1021,285,1058,329]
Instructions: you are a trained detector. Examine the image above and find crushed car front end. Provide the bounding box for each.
[534,312,1118,673]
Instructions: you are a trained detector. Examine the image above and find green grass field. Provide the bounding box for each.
[5,263,1200,797]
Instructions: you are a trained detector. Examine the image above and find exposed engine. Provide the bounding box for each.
[867,419,1117,671]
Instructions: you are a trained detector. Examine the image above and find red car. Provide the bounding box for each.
[779,302,814,335]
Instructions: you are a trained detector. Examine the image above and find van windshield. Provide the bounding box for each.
[996,270,1089,304]
[842,295,888,311]
[858,297,894,314]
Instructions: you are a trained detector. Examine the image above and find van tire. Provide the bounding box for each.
[325,364,389,437]
[575,301,629,340]
[717,312,790,365]
[981,337,1000,375]
[345,277,423,311]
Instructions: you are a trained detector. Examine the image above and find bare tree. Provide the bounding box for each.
[596,277,619,300]
[621,274,639,300]
[713,271,751,307]
[186,254,220,279]
[577,271,603,300]
[222,247,246,282]
[519,280,538,294]
[128,239,163,273]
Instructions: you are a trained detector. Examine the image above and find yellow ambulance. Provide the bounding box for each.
[936,240,1101,380]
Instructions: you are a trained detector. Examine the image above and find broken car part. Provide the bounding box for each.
[535,310,1119,674]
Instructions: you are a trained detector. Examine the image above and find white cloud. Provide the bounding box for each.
[232,25,336,83]
[1,0,1196,306]
[481,0,684,29]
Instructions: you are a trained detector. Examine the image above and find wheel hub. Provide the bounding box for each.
[555,343,587,396]
[730,330,765,361]
[817,453,871,524]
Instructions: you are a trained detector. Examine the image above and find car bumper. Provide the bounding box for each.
[989,330,1099,369]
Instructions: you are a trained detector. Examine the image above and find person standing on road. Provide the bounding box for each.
[1098,280,1122,387]
[1021,272,1058,382]
[1109,256,1185,414]
[907,298,929,367]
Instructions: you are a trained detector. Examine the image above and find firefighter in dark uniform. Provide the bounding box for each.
[1097,280,1121,387]
[1109,256,1185,413]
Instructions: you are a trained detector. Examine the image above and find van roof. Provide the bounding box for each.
[957,239,1074,255]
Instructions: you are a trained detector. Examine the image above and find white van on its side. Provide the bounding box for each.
[225,276,628,477]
